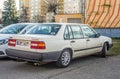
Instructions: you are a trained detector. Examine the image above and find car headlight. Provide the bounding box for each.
[0,38,8,45]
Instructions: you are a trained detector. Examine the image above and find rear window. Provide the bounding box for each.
[0,24,27,34]
[27,24,61,35]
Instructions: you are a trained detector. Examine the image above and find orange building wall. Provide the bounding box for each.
[55,14,83,23]
[86,0,120,28]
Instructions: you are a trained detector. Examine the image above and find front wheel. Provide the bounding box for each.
[99,43,108,57]
[56,49,72,68]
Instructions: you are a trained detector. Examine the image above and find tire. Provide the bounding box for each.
[99,43,108,57]
[56,49,72,68]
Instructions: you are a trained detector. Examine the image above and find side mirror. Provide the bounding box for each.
[95,33,101,38]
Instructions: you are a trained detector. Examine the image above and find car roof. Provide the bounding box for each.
[14,23,89,26]
[15,23,39,25]
[42,23,89,26]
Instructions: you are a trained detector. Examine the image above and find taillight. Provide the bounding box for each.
[31,41,46,49]
[8,39,16,47]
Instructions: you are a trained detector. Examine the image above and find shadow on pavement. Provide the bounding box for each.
[0,57,11,61]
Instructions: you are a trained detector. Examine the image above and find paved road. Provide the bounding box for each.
[0,55,120,79]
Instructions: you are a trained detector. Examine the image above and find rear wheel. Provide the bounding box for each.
[56,49,71,67]
[99,43,108,57]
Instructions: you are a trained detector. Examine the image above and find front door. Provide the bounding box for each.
[81,25,102,54]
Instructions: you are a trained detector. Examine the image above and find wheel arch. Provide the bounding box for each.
[62,48,73,58]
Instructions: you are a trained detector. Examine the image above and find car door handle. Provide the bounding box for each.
[71,41,75,43]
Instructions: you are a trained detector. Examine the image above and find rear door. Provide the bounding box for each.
[65,25,87,58]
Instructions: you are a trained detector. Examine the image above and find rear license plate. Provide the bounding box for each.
[17,40,29,46]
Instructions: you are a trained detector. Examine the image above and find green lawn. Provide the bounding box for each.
[112,38,120,42]
[107,38,120,56]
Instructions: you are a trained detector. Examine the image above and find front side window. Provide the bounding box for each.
[0,24,27,34]
[27,24,61,35]
[81,25,96,38]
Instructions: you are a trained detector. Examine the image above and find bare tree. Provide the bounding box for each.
[46,0,59,14]
[31,15,41,23]
[19,6,28,23]
[45,0,60,22]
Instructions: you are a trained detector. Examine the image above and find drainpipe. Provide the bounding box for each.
[84,0,86,24]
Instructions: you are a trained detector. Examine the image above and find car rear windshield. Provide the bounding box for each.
[0,24,27,34]
[27,24,61,35]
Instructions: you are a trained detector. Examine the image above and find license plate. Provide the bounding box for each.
[17,40,29,46]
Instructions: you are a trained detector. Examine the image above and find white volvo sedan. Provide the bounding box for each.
[6,23,113,67]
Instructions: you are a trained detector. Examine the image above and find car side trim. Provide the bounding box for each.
[74,46,102,52]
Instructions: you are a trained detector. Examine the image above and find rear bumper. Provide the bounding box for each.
[6,49,61,62]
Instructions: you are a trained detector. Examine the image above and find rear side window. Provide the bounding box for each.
[64,26,73,40]
[64,27,69,39]
[68,26,74,39]
[70,25,83,39]
[27,24,61,35]
[64,25,84,40]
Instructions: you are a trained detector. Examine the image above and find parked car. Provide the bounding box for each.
[6,23,113,67]
[0,23,38,58]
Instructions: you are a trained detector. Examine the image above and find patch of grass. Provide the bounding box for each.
[107,42,120,56]
[112,38,120,42]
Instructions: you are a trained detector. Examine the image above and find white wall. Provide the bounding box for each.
[64,0,82,14]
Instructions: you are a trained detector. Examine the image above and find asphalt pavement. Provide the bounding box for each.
[0,55,120,79]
